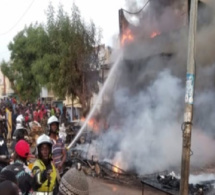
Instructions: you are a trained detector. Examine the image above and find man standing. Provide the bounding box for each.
[50,105,56,116]
[60,106,70,125]
[5,106,12,142]
[48,116,66,175]
[11,123,28,151]
[12,107,19,139]
[38,105,46,121]
[0,121,10,171]
[2,140,33,195]
[33,107,39,122]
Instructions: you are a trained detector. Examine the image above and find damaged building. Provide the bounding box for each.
[68,0,215,194]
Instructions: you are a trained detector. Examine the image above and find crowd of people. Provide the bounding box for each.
[0,97,89,195]
[0,98,70,139]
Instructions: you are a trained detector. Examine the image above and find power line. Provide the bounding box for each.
[122,0,150,15]
[0,0,35,36]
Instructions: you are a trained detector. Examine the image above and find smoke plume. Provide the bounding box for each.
[78,0,215,175]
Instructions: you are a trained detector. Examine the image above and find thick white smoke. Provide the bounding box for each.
[77,68,215,174]
[75,0,215,175]
[106,70,184,173]
[92,70,215,174]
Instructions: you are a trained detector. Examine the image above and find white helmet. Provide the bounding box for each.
[47,116,59,125]
[16,115,24,124]
[36,134,52,147]
[15,123,27,131]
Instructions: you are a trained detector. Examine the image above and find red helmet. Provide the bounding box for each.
[15,140,30,158]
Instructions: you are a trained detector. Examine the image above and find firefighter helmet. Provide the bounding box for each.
[47,115,59,125]
[16,114,24,124]
[15,123,27,131]
[36,134,52,147]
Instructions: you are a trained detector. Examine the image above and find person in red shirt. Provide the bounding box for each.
[33,108,39,122]
[38,105,46,121]
[12,98,17,105]
[24,112,29,123]
[37,99,41,107]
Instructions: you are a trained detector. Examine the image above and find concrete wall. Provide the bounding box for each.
[0,69,14,97]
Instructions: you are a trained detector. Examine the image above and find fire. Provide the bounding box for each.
[121,29,134,46]
[81,117,99,132]
[113,162,121,174]
[150,31,161,38]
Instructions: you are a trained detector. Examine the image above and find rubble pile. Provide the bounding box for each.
[65,148,140,186]
[157,172,215,195]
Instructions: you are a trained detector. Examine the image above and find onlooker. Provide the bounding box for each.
[38,105,46,121]
[25,112,30,123]
[5,106,12,141]
[12,108,19,138]
[11,124,28,151]
[0,125,9,170]
[0,111,8,141]
[55,106,61,119]
[50,105,56,116]
[0,170,17,184]
[33,107,39,122]
[2,140,33,194]
[0,180,19,195]
[37,99,41,107]
[60,106,70,125]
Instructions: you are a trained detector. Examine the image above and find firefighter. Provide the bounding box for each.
[48,116,66,175]
[32,134,57,194]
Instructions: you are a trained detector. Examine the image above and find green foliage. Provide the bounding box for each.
[2,3,102,111]
[1,25,46,101]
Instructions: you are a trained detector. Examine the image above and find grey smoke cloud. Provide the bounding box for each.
[80,67,215,174]
[77,0,215,174]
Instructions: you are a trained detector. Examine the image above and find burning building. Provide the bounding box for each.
[94,0,215,175]
[69,0,215,194]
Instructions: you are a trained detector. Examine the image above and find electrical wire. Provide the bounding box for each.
[0,0,35,36]
[122,0,150,15]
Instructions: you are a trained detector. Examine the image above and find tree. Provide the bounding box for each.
[1,3,101,114]
[1,24,48,101]
[32,3,102,114]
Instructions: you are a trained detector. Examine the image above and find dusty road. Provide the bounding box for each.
[87,177,167,195]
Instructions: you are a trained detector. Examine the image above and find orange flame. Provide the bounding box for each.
[81,117,99,132]
[121,29,134,46]
[150,31,161,38]
[113,162,121,173]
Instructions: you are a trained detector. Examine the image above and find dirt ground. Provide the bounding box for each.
[87,177,167,195]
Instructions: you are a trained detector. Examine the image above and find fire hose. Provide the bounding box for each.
[67,54,122,150]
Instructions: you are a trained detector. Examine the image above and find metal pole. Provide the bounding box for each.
[180,0,198,195]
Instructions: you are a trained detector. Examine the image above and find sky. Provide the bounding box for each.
[0,0,126,61]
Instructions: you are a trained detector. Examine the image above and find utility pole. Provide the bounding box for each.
[180,0,198,195]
